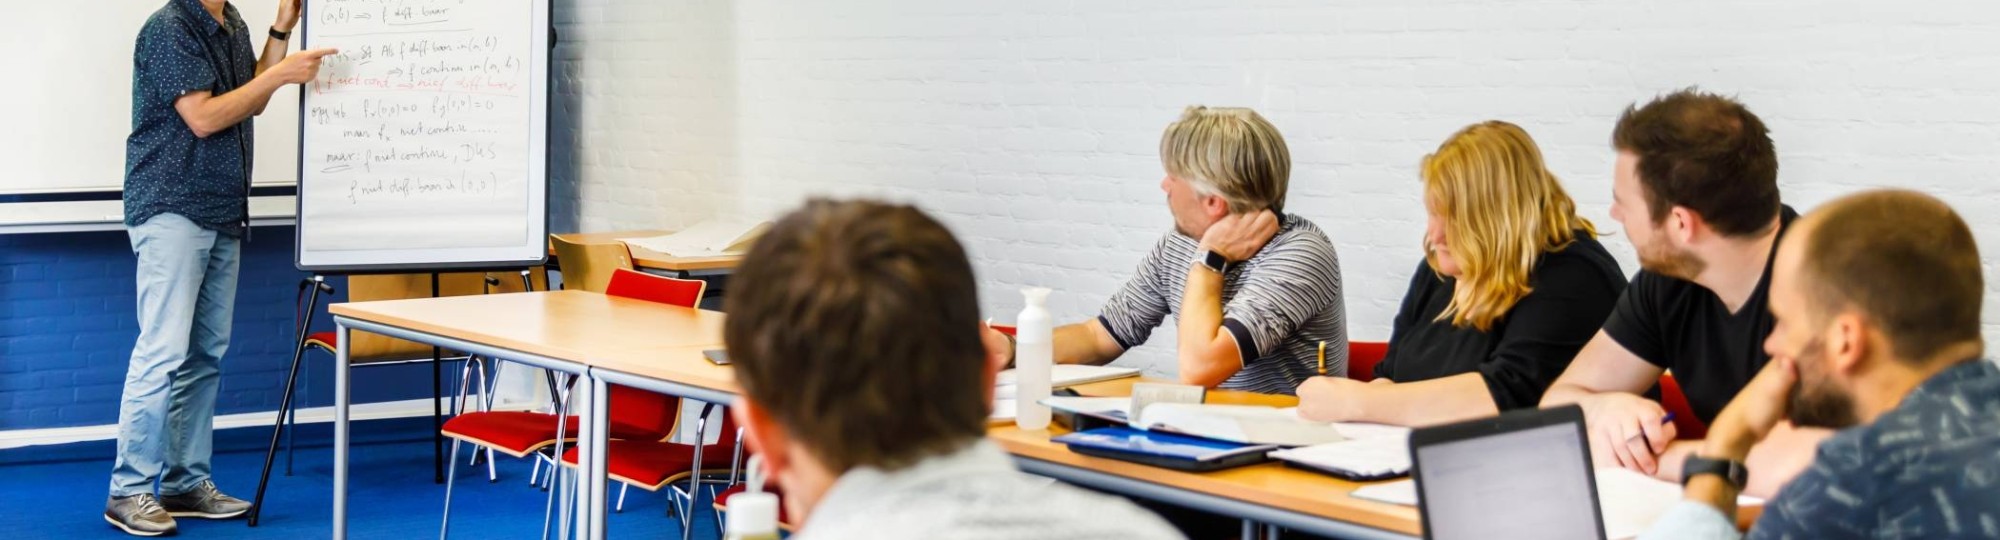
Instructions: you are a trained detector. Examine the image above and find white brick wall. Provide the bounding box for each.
[557,0,2000,378]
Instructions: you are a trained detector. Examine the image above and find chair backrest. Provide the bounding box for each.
[1347,341,1389,382]
[1658,373,1707,440]
[604,268,707,308]
[343,272,540,362]
[607,385,684,442]
[550,234,635,293]
[602,268,709,441]
[653,401,744,449]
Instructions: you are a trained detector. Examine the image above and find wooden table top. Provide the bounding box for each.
[553,230,744,272]
[992,377,1424,536]
[326,290,1752,537]
[589,342,1423,535]
[591,345,741,396]
[328,290,727,363]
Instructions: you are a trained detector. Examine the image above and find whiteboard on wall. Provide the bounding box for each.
[295,0,549,272]
[0,1,299,195]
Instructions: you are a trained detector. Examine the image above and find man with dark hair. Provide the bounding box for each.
[724,199,1181,539]
[1542,88,1828,496]
[1641,189,1999,539]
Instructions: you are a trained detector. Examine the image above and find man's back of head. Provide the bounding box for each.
[724,198,989,475]
[722,198,1184,539]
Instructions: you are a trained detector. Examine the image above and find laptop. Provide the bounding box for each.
[1408,405,1607,540]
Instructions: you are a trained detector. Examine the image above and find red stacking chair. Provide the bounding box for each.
[1346,341,1389,382]
[1659,373,1707,440]
[555,269,739,540]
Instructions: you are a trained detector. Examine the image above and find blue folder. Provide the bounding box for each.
[1054,426,1277,472]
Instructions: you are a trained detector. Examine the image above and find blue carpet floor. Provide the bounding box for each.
[0,418,721,539]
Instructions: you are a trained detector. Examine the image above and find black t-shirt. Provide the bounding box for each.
[1374,233,1627,410]
[1601,206,1798,424]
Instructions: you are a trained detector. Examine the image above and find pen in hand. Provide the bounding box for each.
[1316,340,1326,376]
[1625,412,1678,446]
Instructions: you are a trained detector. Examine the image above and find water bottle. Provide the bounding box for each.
[724,455,781,540]
[1015,287,1054,430]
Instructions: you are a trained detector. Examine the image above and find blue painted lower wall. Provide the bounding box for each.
[0,225,440,431]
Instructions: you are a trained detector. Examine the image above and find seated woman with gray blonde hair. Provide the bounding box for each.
[1299,121,1626,426]
[988,105,1346,396]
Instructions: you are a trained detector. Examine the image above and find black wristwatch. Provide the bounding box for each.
[1003,332,1017,368]
[270,27,291,41]
[1681,454,1749,490]
[1197,249,1229,274]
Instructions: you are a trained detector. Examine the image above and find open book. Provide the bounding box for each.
[1033,395,1350,447]
[620,219,771,257]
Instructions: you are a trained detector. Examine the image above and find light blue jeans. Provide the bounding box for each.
[109,213,241,498]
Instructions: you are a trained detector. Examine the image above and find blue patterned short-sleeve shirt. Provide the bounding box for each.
[1643,359,2000,540]
[125,0,256,237]
[1749,359,2000,538]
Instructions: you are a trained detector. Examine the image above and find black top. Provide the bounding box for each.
[1601,205,1799,424]
[1374,233,1627,410]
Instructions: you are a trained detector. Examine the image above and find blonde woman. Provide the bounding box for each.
[1298,121,1625,426]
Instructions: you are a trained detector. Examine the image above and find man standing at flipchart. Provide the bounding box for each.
[108,0,333,535]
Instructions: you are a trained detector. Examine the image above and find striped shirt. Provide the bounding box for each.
[797,440,1184,540]
[1097,213,1347,395]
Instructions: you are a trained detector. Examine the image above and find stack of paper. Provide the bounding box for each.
[990,366,1140,425]
[1134,403,1349,446]
[620,219,770,257]
[993,365,1140,400]
[1267,424,1414,479]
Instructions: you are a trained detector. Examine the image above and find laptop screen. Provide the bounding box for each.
[1414,422,1600,540]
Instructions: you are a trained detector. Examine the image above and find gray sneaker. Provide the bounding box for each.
[160,480,251,520]
[104,493,177,537]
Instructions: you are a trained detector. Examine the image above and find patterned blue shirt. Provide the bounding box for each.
[1642,359,2000,539]
[125,0,257,237]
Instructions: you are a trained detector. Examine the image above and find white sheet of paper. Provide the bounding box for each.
[989,398,1016,424]
[1269,428,1414,477]
[1040,396,1131,415]
[1136,403,1348,446]
[621,219,766,257]
[1351,468,1765,539]
[995,364,1141,387]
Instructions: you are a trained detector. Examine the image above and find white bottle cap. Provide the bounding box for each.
[1022,287,1051,306]
[725,491,779,535]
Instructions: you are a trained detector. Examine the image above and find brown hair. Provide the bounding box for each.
[1611,88,1781,237]
[1799,189,1984,364]
[723,199,988,473]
